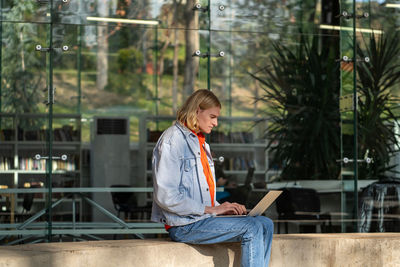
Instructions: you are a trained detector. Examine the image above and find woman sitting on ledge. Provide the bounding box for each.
[151,89,274,267]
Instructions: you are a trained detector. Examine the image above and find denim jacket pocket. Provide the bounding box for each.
[182,157,196,196]
[184,157,196,172]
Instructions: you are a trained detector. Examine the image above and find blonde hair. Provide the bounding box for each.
[177,89,221,132]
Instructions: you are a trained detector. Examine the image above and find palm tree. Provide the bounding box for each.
[250,34,341,180]
[356,32,400,180]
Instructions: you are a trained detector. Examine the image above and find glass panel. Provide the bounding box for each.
[210,0,322,33]
[50,18,206,225]
[54,0,206,30]
[212,8,345,232]
[339,0,357,232]
[354,1,400,233]
[1,22,48,112]
[1,0,50,24]
[0,19,49,234]
[210,30,275,117]
[149,27,206,116]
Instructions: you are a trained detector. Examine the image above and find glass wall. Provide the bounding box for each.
[0,0,399,243]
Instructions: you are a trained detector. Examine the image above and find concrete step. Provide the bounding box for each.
[272,233,400,267]
[0,233,399,267]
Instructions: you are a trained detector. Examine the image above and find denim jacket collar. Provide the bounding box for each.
[174,121,197,139]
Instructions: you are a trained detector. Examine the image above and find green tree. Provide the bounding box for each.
[1,1,45,115]
[106,47,146,97]
[116,47,143,73]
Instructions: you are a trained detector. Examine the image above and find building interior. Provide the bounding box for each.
[0,0,400,244]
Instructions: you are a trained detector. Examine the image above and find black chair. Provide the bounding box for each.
[276,187,332,233]
[359,179,400,232]
[22,192,34,213]
[14,192,35,223]
[14,183,41,223]
[110,185,151,221]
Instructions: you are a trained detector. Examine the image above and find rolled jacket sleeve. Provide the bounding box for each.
[153,140,205,216]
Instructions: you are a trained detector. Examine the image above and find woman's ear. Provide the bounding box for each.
[196,107,200,114]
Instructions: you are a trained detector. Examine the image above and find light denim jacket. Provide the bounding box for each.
[151,122,219,226]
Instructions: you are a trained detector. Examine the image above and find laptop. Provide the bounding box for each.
[218,190,282,217]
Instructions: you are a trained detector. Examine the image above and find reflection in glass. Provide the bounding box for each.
[1,22,47,114]
[0,0,400,242]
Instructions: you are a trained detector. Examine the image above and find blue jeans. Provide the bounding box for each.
[168,216,274,267]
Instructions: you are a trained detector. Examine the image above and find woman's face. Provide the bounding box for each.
[196,106,220,134]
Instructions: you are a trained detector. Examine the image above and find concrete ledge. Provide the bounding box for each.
[0,239,241,267]
[1,233,400,267]
[271,233,400,267]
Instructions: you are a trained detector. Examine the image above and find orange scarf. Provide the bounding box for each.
[196,132,215,207]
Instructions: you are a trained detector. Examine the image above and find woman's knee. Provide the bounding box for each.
[242,217,263,238]
[254,216,274,231]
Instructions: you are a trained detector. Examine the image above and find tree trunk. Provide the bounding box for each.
[171,0,182,114]
[183,0,199,99]
[157,34,171,100]
[97,0,109,90]
[172,28,179,114]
